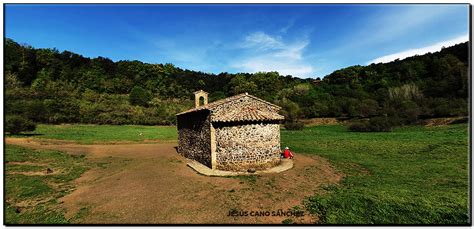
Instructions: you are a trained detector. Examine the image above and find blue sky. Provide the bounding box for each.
[5,4,469,78]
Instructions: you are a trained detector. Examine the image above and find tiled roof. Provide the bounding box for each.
[176,93,284,122]
[176,93,247,115]
[212,106,284,122]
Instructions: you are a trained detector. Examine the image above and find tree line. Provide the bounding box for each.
[5,38,468,132]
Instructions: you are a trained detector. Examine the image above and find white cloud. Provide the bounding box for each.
[233,32,314,77]
[367,34,469,64]
[241,31,284,51]
[331,5,467,56]
[367,6,458,44]
[234,57,314,77]
[273,41,308,60]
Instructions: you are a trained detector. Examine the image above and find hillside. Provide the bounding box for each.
[5,38,469,127]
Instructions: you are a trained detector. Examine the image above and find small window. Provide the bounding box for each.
[199,96,205,106]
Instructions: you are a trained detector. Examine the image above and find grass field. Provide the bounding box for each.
[5,145,89,224]
[10,124,177,144]
[281,124,469,224]
[5,123,470,224]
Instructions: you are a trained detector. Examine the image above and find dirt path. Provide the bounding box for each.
[6,138,343,224]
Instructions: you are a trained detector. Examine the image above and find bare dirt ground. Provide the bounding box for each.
[421,116,468,127]
[6,138,343,224]
[301,118,346,127]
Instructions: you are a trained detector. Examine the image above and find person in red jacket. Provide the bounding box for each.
[282,147,294,159]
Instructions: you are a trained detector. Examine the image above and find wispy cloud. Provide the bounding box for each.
[367,34,468,64]
[367,6,458,43]
[331,5,466,55]
[233,31,314,77]
[279,18,296,34]
[240,31,284,50]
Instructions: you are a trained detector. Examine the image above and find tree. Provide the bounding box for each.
[5,115,36,134]
[229,74,258,95]
[358,99,379,117]
[278,98,304,130]
[129,86,152,107]
[5,72,22,90]
[2,38,469,126]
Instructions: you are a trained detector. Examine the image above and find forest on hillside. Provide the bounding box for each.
[4,38,469,131]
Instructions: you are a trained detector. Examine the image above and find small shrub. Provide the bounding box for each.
[398,100,421,124]
[348,116,396,132]
[348,121,370,132]
[284,121,304,130]
[368,116,396,132]
[129,86,152,107]
[5,115,36,134]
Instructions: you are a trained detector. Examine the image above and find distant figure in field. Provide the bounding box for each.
[282,146,294,159]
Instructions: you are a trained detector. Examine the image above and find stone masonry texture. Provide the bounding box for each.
[176,92,283,172]
[177,110,212,168]
[214,122,281,171]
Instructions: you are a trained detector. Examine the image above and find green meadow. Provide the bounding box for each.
[282,124,469,224]
[10,124,177,144]
[5,145,89,224]
[5,123,469,224]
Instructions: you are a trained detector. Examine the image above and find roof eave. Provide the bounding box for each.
[176,108,210,116]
